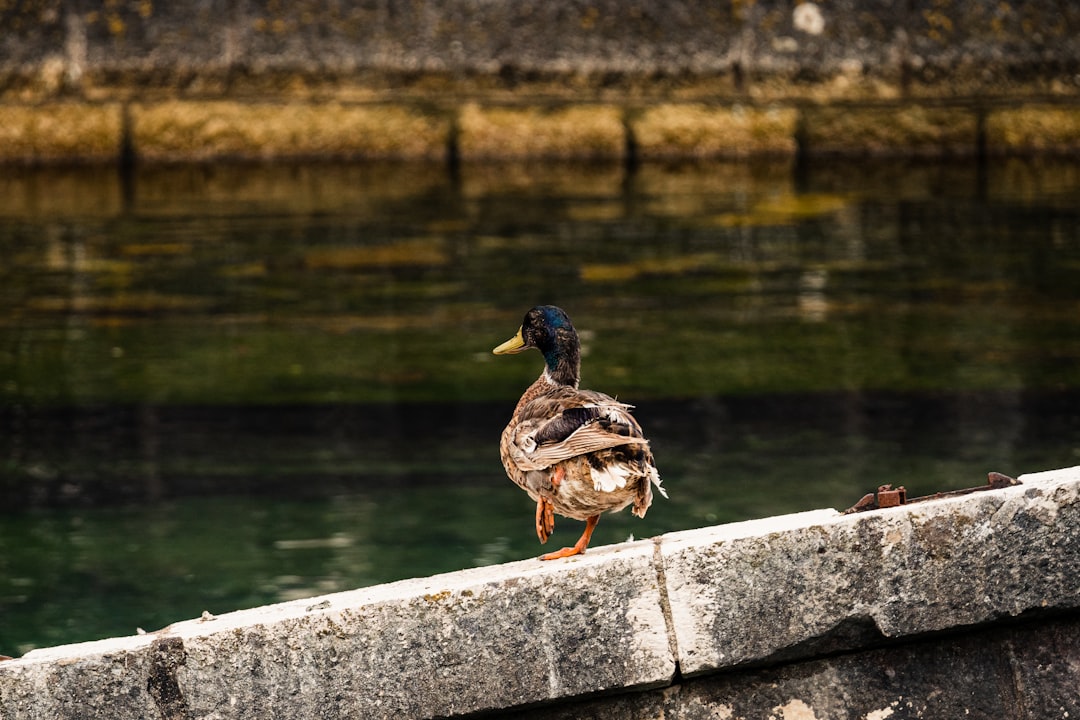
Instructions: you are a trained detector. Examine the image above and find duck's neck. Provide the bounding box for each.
[511,343,580,418]
[542,341,580,388]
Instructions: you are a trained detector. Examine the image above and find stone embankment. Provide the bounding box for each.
[2,1,1080,162]
[1,465,1078,719]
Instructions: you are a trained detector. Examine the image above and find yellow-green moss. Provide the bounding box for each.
[986,106,1080,152]
[457,103,625,160]
[131,101,450,161]
[802,106,979,155]
[0,103,123,162]
[632,104,798,158]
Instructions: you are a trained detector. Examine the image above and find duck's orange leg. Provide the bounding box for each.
[540,514,600,561]
[534,466,565,544]
[535,497,555,543]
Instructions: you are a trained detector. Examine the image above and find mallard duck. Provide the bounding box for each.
[493,305,665,560]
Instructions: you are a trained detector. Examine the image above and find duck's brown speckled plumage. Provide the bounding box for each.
[493,306,665,560]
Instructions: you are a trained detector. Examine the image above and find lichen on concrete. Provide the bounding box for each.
[662,467,1080,676]
[0,103,123,163]
[632,104,798,158]
[986,106,1080,153]
[801,105,980,156]
[131,101,450,161]
[457,103,625,160]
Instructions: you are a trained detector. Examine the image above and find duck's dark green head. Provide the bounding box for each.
[493,305,581,386]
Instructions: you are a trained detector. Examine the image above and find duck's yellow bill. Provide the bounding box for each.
[493,328,526,354]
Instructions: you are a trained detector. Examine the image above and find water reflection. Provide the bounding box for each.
[2,158,1080,653]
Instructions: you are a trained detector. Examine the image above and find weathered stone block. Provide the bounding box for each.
[801,105,979,155]
[131,101,449,161]
[986,106,1080,153]
[662,466,1080,676]
[514,615,1080,720]
[0,539,673,720]
[0,103,123,162]
[632,104,798,158]
[457,103,625,159]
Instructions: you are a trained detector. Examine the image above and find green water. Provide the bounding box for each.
[2,157,1080,654]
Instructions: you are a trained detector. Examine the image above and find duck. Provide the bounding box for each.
[493,305,666,560]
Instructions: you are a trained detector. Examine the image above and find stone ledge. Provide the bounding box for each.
[664,465,1080,675]
[0,540,674,720]
[1,465,1077,719]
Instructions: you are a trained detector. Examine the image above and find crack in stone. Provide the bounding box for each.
[652,536,682,681]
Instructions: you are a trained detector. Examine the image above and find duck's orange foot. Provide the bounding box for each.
[535,498,555,544]
[538,514,599,561]
[540,544,585,560]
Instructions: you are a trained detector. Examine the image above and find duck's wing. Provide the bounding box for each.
[509,389,650,471]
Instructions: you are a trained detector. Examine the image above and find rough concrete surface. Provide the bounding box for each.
[4,1,1078,99]
[1,465,1078,719]
[514,616,1080,720]
[0,539,673,720]
[663,466,1080,675]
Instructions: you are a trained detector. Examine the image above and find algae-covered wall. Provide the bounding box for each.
[1,1,1079,161]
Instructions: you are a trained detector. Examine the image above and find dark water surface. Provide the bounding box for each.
[2,158,1080,653]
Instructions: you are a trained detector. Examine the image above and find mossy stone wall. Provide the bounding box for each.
[1,1,1079,161]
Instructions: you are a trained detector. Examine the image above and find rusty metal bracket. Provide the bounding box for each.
[842,472,1020,514]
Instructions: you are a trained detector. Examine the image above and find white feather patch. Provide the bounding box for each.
[650,467,668,498]
[591,463,633,493]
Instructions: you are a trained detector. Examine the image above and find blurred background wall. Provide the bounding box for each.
[2,0,1079,162]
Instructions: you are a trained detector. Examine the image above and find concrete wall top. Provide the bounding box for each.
[1,465,1078,719]
[3,1,1080,101]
